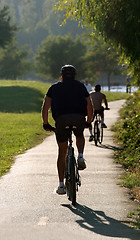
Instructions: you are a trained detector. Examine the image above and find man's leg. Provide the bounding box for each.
[76,134,86,170]
[76,134,85,154]
[100,110,104,123]
[100,108,107,128]
[57,141,68,184]
[89,114,94,142]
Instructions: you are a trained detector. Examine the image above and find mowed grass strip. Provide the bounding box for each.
[0,80,129,177]
[0,80,54,176]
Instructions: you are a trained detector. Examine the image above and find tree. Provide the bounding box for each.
[35,35,86,80]
[0,5,17,48]
[56,0,140,85]
[2,0,86,54]
[0,40,32,79]
[84,37,121,90]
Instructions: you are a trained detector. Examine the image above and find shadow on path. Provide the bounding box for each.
[62,204,140,240]
[91,143,122,151]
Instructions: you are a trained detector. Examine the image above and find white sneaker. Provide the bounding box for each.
[77,157,86,170]
[56,186,66,195]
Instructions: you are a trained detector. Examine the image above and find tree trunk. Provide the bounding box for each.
[107,73,111,91]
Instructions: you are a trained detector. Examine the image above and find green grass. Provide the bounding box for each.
[0,79,129,177]
[0,80,54,176]
[103,91,129,102]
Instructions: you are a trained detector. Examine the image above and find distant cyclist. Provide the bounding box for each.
[88,84,109,142]
[42,65,93,194]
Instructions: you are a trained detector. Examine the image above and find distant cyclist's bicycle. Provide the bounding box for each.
[65,126,81,206]
[93,108,110,146]
[94,113,103,146]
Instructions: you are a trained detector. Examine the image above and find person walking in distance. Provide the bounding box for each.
[88,84,109,142]
[84,79,92,93]
[42,65,93,194]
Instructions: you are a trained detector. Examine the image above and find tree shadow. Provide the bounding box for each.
[62,204,140,239]
[0,86,44,113]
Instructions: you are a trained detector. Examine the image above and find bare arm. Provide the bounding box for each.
[41,95,52,124]
[86,96,93,123]
[104,96,108,109]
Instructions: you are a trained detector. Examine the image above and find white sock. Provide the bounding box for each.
[59,182,64,188]
[78,153,83,158]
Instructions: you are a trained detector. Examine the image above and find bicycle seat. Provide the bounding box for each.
[65,125,77,130]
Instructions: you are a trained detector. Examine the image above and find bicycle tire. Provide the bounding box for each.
[94,121,98,146]
[98,122,103,144]
[65,156,70,198]
[69,149,76,205]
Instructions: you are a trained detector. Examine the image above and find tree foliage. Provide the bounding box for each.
[84,37,121,89]
[35,34,122,85]
[1,0,86,53]
[0,5,16,48]
[35,35,86,80]
[56,0,140,85]
[0,40,31,79]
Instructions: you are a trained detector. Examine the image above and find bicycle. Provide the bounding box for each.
[65,126,81,206]
[93,108,110,146]
[49,124,81,206]
[93,113,103,146]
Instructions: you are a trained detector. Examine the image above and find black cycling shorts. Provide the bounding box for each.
[55,114,85,143]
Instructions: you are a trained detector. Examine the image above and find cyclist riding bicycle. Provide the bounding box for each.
[88,84,109,142]
[42,64,93,194]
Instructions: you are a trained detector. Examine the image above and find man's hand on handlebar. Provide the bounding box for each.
[43,123,55,132]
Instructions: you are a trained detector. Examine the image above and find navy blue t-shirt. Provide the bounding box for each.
[46,80,89,120]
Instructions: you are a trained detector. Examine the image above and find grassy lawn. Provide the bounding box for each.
[0,79,129,177]
[0,80,54,176]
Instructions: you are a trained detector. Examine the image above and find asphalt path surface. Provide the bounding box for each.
[0,100,140,240]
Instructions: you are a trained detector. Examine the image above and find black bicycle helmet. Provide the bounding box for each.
[60,64,76,79]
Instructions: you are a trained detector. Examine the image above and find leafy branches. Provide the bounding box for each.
[56,0,140,85]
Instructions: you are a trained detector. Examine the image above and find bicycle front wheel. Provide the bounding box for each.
[69,155,76,206]
[98,122,103,144]
[94,121,98,146]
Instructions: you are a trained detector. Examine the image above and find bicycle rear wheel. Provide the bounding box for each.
[65,156,70,198]
[69,150,76,205]
[94,121,98,146]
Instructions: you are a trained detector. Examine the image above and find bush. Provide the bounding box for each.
[114,91,140,189]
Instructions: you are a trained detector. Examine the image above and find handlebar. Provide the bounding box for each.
[43,123,55,132]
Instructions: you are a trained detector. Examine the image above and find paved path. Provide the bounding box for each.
[0,100,140,240]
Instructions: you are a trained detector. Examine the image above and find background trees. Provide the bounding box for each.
[1,0,86,53]
[84,37,121,90]
[35,34,122,86]
[0,0,130,85]
[0,6,16,47]
[35,35,86,80]
[56,0,140,85]
[0,5,31,79]
[0,40,31,79]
